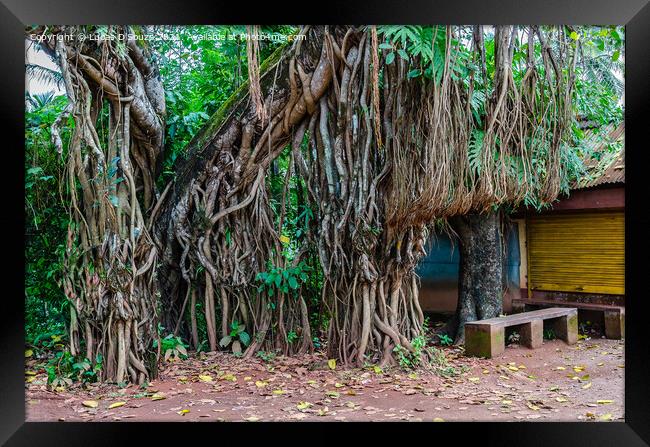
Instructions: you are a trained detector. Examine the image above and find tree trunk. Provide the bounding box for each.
[449,210,504,344]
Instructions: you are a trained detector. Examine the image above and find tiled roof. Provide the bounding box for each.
[572,123,624,190]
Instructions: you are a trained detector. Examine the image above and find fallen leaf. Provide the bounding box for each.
[245,416,260,422]
[82,400,99,408]
[328,359,336,370]
[198,374,214,383]
[597,400,613,404]
[25,349,33,358]
[599,413,613,421]
[151,393,166,401]
[272,389,286,395]
[433,417,445,422]
[255,380,268,388]
[555,366,566,371]
[468,377,480,383]
[325,391,340,398]
[177,409,190,415]
[296,401,312,410]
[109,401,126,409]
[556,397,568,403]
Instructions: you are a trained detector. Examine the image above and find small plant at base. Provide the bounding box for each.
[219,320,251,355]
[393,334,429,370]
[543,328,556,340]
[153,334,188,362]
[256,350,276,363]
[436,333,453,346]
[287,330,298,344]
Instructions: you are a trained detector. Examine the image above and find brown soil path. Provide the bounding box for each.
[25,338,624,422]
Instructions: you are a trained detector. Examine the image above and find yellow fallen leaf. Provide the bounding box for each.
[617,364,625,368]
[25,376,36,383]
[198,374,214,383]
[151,393,166,401]
[222,374,236,382]
[280,235,290,244]
[296,401,312,410]
[555,366,566,371]
[582,382,592,389]
[433,417,445,422]
[245,416,260,422]
[25,349,33,358]
[482,370,490,374]
[25,370,37,376]
[597,400,613,404]
[373,366,383,374]
[108,401,126,409]
[328,359,336,370]
[507,366,519,372]
[177,409,190,415]
[272,389,285,395]
[345,390,357,396]
[408,373,418,379]
[599,413,613,421]
[518,365,526,369]
[325,391,340,398]
[585,412,596,418]
[244,376,252,381]
[556,397,568,402]
[581,374,591,381]
[597,362,604,367]
[82,400,98,408]
[526,402,539,411]
[468,377,480,383]
[334,382,344,388]
[573,366,585,372]
[255,380,268,388]
[502,400,512,405]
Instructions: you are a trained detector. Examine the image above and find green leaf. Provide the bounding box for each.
[239,331,250,346]
[407,69,421,79]
[397,49,409,61]
[219,336,232,347]
[288,276,298,289]
[569,31,579,41]
[385,52,395,65]
[378,43,393,50]
[612,50,620,62]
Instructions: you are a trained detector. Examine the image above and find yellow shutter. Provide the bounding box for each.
[527,211,624,295]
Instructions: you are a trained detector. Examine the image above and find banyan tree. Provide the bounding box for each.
[33,24,578,382]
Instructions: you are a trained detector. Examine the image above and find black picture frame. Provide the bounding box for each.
[3,0,649,444]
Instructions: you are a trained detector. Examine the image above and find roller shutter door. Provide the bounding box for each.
[527,211,624,295]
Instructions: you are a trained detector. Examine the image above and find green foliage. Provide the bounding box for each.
[153,334,189,361]
[255,261,311,300]
[543,328,556,340]
[219,320,251,354]
[256,350,277,363]
[436,333,453,346]
[45,351,103,388]
[25,93,70,346]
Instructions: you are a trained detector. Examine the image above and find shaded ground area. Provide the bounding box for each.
[26,338,624,422]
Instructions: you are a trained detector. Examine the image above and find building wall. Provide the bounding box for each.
[416,222,520,314]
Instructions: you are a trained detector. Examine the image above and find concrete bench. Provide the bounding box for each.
[464,307,578,358]
[512,298,624,340]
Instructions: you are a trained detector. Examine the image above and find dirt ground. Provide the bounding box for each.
[25,337,624,422]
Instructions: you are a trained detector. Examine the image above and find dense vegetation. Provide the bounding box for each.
[25,25,623,386]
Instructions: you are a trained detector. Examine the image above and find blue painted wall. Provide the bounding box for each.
[416,223,521,313]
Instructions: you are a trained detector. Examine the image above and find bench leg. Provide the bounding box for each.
[551,312,578,345]
[520,319,543,349]
[464,325,505,358]
[604,310,625,339]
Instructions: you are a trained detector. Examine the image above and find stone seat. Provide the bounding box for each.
[464,307,578,358]
[512,297,624,339]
